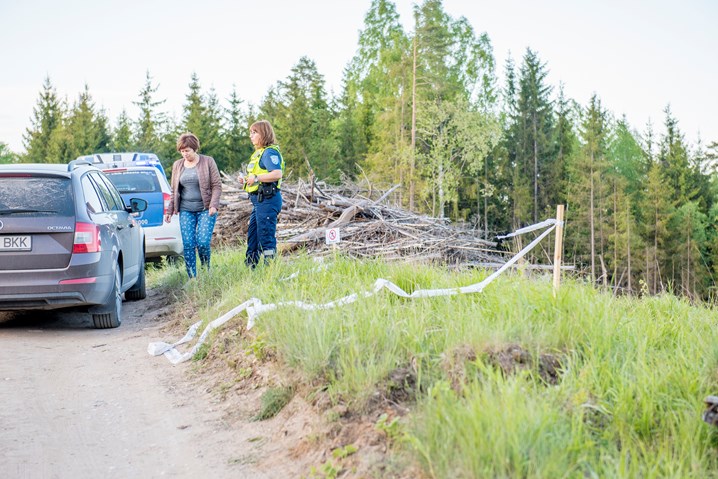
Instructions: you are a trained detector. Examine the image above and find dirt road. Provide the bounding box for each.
[0,288,263,479]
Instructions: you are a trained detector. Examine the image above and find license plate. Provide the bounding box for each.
[0,235,32,251]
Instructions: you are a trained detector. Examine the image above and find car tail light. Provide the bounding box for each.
[163,192,171,215]
[73,222,101,253]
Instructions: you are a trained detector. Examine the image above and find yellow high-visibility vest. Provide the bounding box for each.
[244,145,284,193]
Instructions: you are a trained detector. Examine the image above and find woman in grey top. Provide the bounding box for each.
[165,132,222,278]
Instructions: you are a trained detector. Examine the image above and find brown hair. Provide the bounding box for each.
[250,120,277,148]
[176,132,200,152]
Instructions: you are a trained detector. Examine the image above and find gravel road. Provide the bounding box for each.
[0,287,259,479]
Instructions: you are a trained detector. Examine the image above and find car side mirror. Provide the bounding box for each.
[127,198,148,213]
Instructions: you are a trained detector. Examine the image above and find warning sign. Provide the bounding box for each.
[325,227,341,244]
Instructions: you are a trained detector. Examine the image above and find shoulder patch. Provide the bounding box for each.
[270,155,280,165]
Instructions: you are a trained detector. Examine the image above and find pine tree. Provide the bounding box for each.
[411,0,496,218]
[338,0,414,204]
[343,0,409,159]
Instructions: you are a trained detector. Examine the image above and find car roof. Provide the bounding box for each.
[98,164,160,173]
[79,152,160,163]
[0,163,97,176]
[99,165,168,183]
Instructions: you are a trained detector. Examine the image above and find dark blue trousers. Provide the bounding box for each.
[246,192,282,267]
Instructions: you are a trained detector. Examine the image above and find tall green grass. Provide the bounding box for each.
[150,249,718,477]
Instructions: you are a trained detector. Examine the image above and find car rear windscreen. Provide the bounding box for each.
[0,176,74,216]
[104,171,161,193]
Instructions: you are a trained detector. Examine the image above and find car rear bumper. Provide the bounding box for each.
[0,253,114,311]
[144,220,183,258]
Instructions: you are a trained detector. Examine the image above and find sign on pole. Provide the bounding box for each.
[326,227,341,245]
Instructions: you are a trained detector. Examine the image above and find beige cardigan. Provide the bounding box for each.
[167,154,222,215]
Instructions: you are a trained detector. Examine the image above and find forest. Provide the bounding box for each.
[4,0,718,301]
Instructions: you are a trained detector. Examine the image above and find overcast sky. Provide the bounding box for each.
[1,0,716,153]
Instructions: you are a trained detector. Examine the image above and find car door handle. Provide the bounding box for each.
[117,225,125,230]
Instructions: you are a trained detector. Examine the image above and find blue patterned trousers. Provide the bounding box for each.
[179,210,217,278]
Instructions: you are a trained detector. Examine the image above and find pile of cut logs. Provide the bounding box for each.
[215,175,506,267]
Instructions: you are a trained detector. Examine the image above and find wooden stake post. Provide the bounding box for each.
[552,205,565,294]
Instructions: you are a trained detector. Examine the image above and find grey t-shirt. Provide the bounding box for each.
[179,167,204,212]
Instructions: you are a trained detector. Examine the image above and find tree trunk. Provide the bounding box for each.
[533,118,539,224]
[613,183,618,286]
[438,161,444,219]
[627,201,632,293]
[590,157,596,284]
[410,35,417,212]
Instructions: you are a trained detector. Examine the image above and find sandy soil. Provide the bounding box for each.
[0,287,274,479]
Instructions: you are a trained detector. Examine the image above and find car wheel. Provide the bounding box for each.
[126,251,146,301]
[92,266,122,329]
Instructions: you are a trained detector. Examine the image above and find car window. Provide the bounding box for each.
[89,172,122,211]
[104,170,161,193]
[98,174,126,210]
[81,175,104,213]
[0,175,74,216]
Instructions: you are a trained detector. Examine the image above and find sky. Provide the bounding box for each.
[1,0,716,154]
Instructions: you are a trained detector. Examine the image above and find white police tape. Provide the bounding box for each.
[496,218,558,239]
[148,219,558,364]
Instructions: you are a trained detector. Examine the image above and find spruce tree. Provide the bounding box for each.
[224,86,252,173]
[0,142,16,164]
[133,70,165,154]
[111,110,135,151]
[23,76,64,163]
[66,84,110,159]
[513,48,554,224]
[262,56,337,181]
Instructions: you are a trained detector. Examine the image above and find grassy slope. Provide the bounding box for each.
[149,249,718,478]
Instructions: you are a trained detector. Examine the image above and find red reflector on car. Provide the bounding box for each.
[73,222,101,253]
[59,277,97,284]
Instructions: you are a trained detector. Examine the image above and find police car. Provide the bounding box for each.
[83,154,183,261]
[77,152,167,177]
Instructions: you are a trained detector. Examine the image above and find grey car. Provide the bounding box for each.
[0,159,148,328]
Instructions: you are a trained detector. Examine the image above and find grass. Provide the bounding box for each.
[149,247,718,478]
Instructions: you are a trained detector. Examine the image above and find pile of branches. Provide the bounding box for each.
[215,175,506,267]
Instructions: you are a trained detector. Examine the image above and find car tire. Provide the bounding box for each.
[92,266,122,329]
[126,251,146,301]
